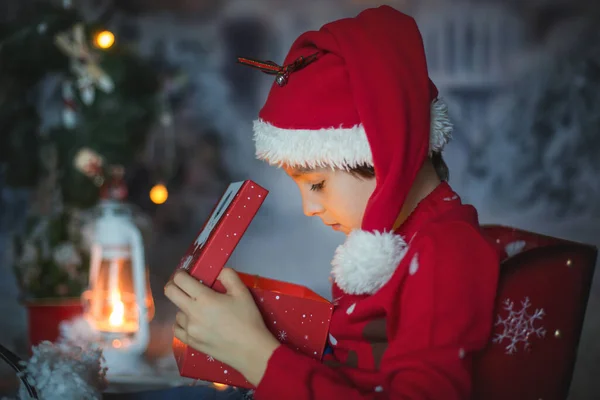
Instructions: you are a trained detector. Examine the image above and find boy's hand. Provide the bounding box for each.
[164,268,280,385]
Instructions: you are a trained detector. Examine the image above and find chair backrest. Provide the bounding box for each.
[472,225,597,400]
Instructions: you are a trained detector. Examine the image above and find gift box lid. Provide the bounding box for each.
[176,180,268,288]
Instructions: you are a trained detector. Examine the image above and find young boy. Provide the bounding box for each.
[165,6,499,399]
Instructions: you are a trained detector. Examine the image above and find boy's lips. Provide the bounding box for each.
[322,219,342,231]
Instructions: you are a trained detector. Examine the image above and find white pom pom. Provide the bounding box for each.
[430,98,453,153]
[332,230,408,295]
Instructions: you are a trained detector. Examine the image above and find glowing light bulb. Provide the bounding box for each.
[95,30,115,49]
[150,184,168,204]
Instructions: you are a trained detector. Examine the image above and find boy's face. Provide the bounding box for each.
[283,166,376,235]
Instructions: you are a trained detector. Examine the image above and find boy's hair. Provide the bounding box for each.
[349,152,449,181]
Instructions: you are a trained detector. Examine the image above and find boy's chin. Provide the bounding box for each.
[338,226,353,235]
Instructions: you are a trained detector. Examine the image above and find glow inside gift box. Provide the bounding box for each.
[172,180,333,388]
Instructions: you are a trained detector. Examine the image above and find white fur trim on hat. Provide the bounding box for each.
[429,98,453,153]
[253,120,372,169]
[331,230,408,295]
[254,100,453,168]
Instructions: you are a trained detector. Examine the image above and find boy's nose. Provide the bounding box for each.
[302,196,324,217]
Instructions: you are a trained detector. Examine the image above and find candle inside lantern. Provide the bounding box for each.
[86,289,140,334]
[83,243,154,335]
[109,290,124,327]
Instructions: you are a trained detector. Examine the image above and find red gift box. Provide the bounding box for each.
[172,180,333,388]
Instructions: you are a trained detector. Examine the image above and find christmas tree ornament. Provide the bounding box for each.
[78,74,96,105]
[61,80,77,129]
[54,23,114,106]
[99,165,128,201]
[73,147,105,186]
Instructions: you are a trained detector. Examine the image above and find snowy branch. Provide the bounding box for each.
[467,16,600,218]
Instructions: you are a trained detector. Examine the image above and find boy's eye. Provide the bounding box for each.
[310,181,325,192]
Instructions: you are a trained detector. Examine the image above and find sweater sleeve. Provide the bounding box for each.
[253,222,499,400]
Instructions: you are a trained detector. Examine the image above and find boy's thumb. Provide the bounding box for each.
[217,268,246,296]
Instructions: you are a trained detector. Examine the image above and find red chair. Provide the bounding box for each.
[472,225,597,400]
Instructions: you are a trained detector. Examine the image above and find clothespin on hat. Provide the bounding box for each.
[237,52,319,87]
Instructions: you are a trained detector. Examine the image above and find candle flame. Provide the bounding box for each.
[108,290,125,327]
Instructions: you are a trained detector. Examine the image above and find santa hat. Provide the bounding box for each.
[239,6,453,294]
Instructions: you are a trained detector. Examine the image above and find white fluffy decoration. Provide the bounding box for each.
[17,340,107,400]
[253,100,454,168]
[429,98,453,154]
[253,119,373,169]
[58,317,101,347]
[332,230,408,295]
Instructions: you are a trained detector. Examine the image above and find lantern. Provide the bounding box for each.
[82,199,154,373]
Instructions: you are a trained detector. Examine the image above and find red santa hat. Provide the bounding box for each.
[240,6,453,294]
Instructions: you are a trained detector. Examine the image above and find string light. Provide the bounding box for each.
[149,183,168,205]
[95,30,115,49]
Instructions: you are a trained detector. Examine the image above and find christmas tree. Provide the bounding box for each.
[0,1,160,209]
[0,1,161,299]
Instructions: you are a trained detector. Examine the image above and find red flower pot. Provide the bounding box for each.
[25,298,84,348]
